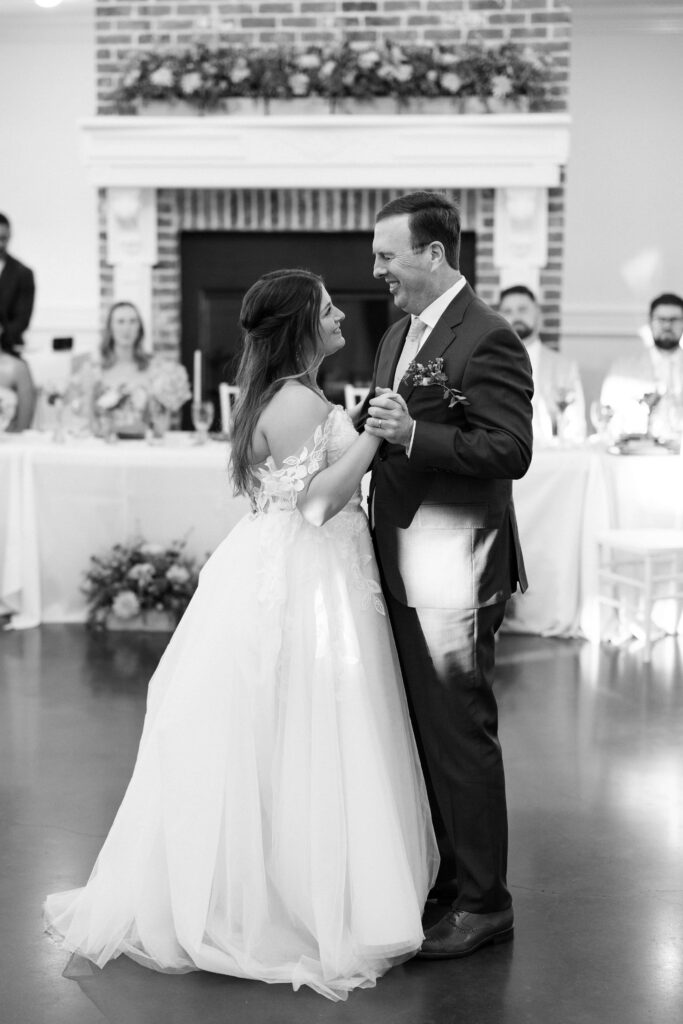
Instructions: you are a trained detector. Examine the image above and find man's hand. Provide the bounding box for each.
[365,387,414,448]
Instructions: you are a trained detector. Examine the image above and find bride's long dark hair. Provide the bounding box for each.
[230,268,326,495]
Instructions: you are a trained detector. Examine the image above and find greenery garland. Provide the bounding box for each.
[113,39,552,113]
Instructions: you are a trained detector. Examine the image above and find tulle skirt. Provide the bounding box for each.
[44,505,438,1001]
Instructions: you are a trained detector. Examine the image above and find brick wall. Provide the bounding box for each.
[95,1,570,350]
[96,1,571,115]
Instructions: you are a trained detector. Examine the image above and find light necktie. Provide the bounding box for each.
[393,316,427,390]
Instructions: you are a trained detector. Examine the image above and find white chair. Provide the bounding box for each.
[218,383,240,437]
[597,529,683,661]
[343,384,369,412]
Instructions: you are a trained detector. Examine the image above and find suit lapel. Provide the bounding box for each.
[397,282,474,402]
[376,317,410,389]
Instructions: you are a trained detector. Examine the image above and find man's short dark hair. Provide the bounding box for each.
[649,292,683,317]
[376,191,461,270]
[0,213,10,230]
[499,285,538,305]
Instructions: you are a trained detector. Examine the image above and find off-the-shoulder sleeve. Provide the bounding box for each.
[253,417,331,513]
[278,419,329,491]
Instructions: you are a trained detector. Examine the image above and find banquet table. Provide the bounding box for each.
[1,432,680,635]
[0,432,249,629]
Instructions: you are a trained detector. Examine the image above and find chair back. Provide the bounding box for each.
[343,384,369,411]
[218,384,240,436]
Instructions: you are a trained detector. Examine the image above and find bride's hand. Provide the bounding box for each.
[365,388,413,447]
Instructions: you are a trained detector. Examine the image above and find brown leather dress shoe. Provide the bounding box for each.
[418,908,514,959]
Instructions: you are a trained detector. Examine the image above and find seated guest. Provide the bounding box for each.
[94,301,151,436]
[0,344,37,432]
[499,285,586,444]
[601,292,683,441]
[0,212,35,354]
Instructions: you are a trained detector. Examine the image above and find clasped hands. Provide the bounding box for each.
[364,387,413,448]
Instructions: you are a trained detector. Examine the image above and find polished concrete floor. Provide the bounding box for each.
[1,625,682,1024]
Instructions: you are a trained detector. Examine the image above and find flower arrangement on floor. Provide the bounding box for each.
[82,537,202,629]
[112,39,551,114]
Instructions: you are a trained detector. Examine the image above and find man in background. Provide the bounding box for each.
[499,285,585,445]
[601,292,683,441]
[0,212,35,354]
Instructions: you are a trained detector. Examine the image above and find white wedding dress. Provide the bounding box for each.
[44,405,438,1001]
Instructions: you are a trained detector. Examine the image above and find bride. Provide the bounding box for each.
[44,268,438,1001]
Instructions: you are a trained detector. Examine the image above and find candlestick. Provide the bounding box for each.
[219,383,231,437]
[193,350,202,405]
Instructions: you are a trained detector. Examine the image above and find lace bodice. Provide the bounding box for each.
[249,405,362,516]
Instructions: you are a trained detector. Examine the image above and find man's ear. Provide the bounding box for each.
[429,241,446,268]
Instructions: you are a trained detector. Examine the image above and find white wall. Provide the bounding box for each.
[2,0,682,400]
[562,2,683,410]
[0,1,99,356]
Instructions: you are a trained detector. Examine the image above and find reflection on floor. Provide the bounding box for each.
[1,626,682,1024]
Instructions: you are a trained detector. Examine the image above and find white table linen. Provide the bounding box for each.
[1,434,680,634]
[1,433,250,629]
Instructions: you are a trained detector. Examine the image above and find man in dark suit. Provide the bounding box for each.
[363,192,533,958]
[0,213,35,354]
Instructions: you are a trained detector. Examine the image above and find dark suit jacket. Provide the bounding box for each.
[0,254,35,352]
[368,282,534,610]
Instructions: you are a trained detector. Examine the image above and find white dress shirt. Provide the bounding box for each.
[393,277,468,454]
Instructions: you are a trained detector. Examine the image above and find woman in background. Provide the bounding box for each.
[0,342,36,431]
[94,301,151,436]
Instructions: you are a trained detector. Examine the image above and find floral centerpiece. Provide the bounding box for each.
[146,358,192,437]
[93,380,148,440]
[82,537,202,630]
[92,359,191,440]
[112,39,551,114]
[147,358,192,413]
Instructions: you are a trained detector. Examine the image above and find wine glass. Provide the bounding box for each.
[552,386,576,445]
[191,400,214,445]
[589,401,614,445]
[639,390,663,439]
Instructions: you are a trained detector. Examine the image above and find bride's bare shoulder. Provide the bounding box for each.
[262,382,328,426]
[259,384,330,463]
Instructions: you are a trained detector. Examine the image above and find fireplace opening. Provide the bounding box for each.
[180,229,475,424]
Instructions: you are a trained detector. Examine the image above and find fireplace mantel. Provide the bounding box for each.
[83,111,571,337]
[79,112,570,190]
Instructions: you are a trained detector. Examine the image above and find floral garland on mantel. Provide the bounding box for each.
[113,40,552,115]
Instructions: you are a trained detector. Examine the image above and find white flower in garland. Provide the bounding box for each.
[356,49,381,70]
[297,52,321,70]
[491,74,513,99]
[180,71,203,95]
[149,66,174,88]
[441,72,463,95]
[288,72,310,96]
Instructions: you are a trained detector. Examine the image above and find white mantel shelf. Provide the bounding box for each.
[79,113,571,190]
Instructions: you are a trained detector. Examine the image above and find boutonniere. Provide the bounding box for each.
[402,357,470,409]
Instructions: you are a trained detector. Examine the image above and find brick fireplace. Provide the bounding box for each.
[83,113,570,367]
[86,0,571,368]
